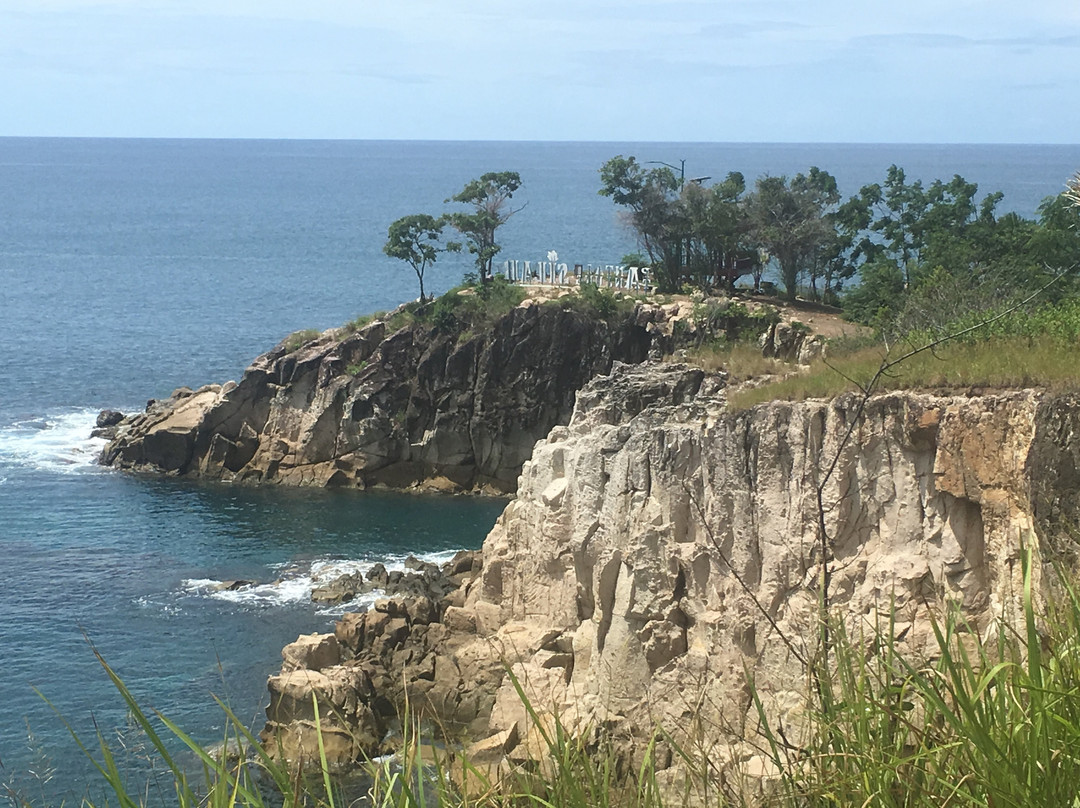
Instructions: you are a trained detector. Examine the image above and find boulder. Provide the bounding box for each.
[281,633,341,673]
[95,409,125,428]
[262,666,384,770]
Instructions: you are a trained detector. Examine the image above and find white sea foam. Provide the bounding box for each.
[181,574,315,608]
[0,408,109,474]
[181,548,467,613]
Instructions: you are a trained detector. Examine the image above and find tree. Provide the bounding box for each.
[445,172,524,283]
[599,156,760,293]
[682,172,758,292]
[383,214,457,301]
[598,155,685,292]
[840,166,1080,326]
[746,168,840,301]
[844,166,990,290]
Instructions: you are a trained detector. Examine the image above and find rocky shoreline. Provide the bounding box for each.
[261,549,493,767]
[96,292,823,495]
[256,359,1080,793]
[92,289,1078,794]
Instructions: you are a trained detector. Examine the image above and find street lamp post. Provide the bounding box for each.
[647,159,686,187]
[646,159,711,188]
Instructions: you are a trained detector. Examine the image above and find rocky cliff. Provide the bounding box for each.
[100,301,650,493]
[98,289,830,494]
[467,366,1080,776]
[264,361,1080,791]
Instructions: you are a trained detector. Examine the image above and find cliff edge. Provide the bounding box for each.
[100,301,650,493]
[263,361,1080,791]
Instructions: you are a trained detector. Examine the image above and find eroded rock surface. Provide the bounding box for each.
[461,366,1080,786]
[101,304,650,493]
[265,362,1080,792]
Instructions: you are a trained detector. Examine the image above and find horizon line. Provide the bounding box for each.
[0,135,1076,148]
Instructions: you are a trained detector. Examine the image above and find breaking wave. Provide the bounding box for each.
[0,408,108,477]
[180,549,462,614]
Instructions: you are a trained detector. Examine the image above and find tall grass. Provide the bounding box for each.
[44,552,1080,808]
[684,342,791,379]
[755,550,1080,807]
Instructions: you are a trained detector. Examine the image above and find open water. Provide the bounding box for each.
[1,138,1078,804]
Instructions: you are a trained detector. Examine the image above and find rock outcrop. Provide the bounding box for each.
[264,361,1080,791]
[101,302,651,493]
[98,290,837,494]
[262,550,501,770]
[464,366,1079,779]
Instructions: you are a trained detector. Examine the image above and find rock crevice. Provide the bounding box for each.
[101,304,650,493]
[264,364,1080,788]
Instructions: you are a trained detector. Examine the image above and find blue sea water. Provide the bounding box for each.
[1,138,1078,804]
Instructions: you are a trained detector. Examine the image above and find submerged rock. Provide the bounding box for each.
[310,557,468,605]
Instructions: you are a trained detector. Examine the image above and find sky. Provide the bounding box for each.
[0,0,1077,143]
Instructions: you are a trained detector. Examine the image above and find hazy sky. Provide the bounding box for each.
[1,0,1077,142]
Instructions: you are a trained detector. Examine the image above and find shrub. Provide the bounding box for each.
[341,313,379,335]
[689,300,778,347]
[422,275,527,338]
[548,282,637,323]
[576,282,618,319]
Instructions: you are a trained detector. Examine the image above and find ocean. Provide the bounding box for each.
[1,138,1078,804]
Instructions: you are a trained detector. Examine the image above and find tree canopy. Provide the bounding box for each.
[744,169,840,302]
[599,155,757,293]
[445,171,524,283]
[598,155,1080,323]
[383,213,458,301]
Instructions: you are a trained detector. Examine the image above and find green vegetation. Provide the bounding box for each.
[683,341,790,379]
[727,294,1080,410]
[729,337,1080,410]
[745,168,840,302]
[47,551,1080,808]
[423,275,527,337]
[383,214,460,301]
[691,299,779,345]
[598,156,758,295]
[444,172,524,284]
[839,167,1080,332]
[757,552,1080,807]
[545,282,635,322]
[597,155,1080,315]
[283,329,322,351]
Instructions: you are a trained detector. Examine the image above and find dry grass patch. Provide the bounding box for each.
[685,343,790,378]
[728,337,1080,410]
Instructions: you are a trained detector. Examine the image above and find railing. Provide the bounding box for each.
[502,259,652,292]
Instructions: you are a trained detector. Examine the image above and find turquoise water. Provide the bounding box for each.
[1,138,1078,804]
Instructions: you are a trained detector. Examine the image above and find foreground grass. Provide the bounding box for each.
[727,336,1080,411]
[22,553,1080,808]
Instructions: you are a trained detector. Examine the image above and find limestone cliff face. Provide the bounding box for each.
[455,364,1080,774]
[101,303,650,493]
[263,361,1080,785]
